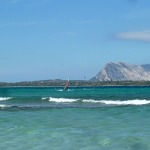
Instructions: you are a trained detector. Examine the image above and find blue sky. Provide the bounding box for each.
[1,0,150,82]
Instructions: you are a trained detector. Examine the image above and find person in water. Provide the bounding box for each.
[64,79,69,90]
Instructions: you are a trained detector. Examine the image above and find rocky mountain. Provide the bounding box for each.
[91,62,150,81]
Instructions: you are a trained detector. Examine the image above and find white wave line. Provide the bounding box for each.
[101,99,150,105]
[49,97,78,103]
[41,97,49,100]
[0,97,12,101]
[48,97,150,105]
[0,104,10,108]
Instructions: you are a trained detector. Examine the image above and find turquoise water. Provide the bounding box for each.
[0,87,150,149]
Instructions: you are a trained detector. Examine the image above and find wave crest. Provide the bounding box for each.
[49,97,150,105]
[0,97,12,101]
[49,97,78,103]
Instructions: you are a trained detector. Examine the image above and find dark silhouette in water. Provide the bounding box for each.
[64,78,69,90]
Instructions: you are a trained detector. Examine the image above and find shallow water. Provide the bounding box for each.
[0,87,150,149]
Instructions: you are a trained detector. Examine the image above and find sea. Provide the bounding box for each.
[0,86,150,150]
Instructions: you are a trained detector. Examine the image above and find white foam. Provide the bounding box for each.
[42,97,48,100]
[49,97,78,103]
[57,89,63,92]
[83,99,102,103]
[0,97,12,101]
[0,104,10,108]
[56,89,74,92]
[48,97,150,106]
[100,99,150,105]
[84,99,150,105]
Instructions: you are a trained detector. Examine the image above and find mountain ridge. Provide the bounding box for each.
[91,62,150,81]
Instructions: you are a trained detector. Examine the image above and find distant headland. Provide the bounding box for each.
[91,62,150,81]
[1,62,150,87]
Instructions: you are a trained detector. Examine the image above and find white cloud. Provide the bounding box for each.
[115,31,150,42]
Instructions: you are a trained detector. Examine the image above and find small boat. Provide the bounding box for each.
[64,78,69,90]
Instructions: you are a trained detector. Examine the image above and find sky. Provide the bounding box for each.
[1,0,150,82]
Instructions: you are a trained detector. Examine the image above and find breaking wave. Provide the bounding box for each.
[0,97,150,110]
[0,104,10,108]
[49,97,78,103]
[49,97,150,106]
[0,97,12,101]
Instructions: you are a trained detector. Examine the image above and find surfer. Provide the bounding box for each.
[64,78,69,91]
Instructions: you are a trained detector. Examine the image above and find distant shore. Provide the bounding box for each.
[0,80,150,87]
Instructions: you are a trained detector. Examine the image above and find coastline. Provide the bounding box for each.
[0,80,150,87]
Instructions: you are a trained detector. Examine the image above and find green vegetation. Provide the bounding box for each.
[0,80,150,87]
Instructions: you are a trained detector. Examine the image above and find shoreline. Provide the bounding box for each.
[0,80,150,87]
